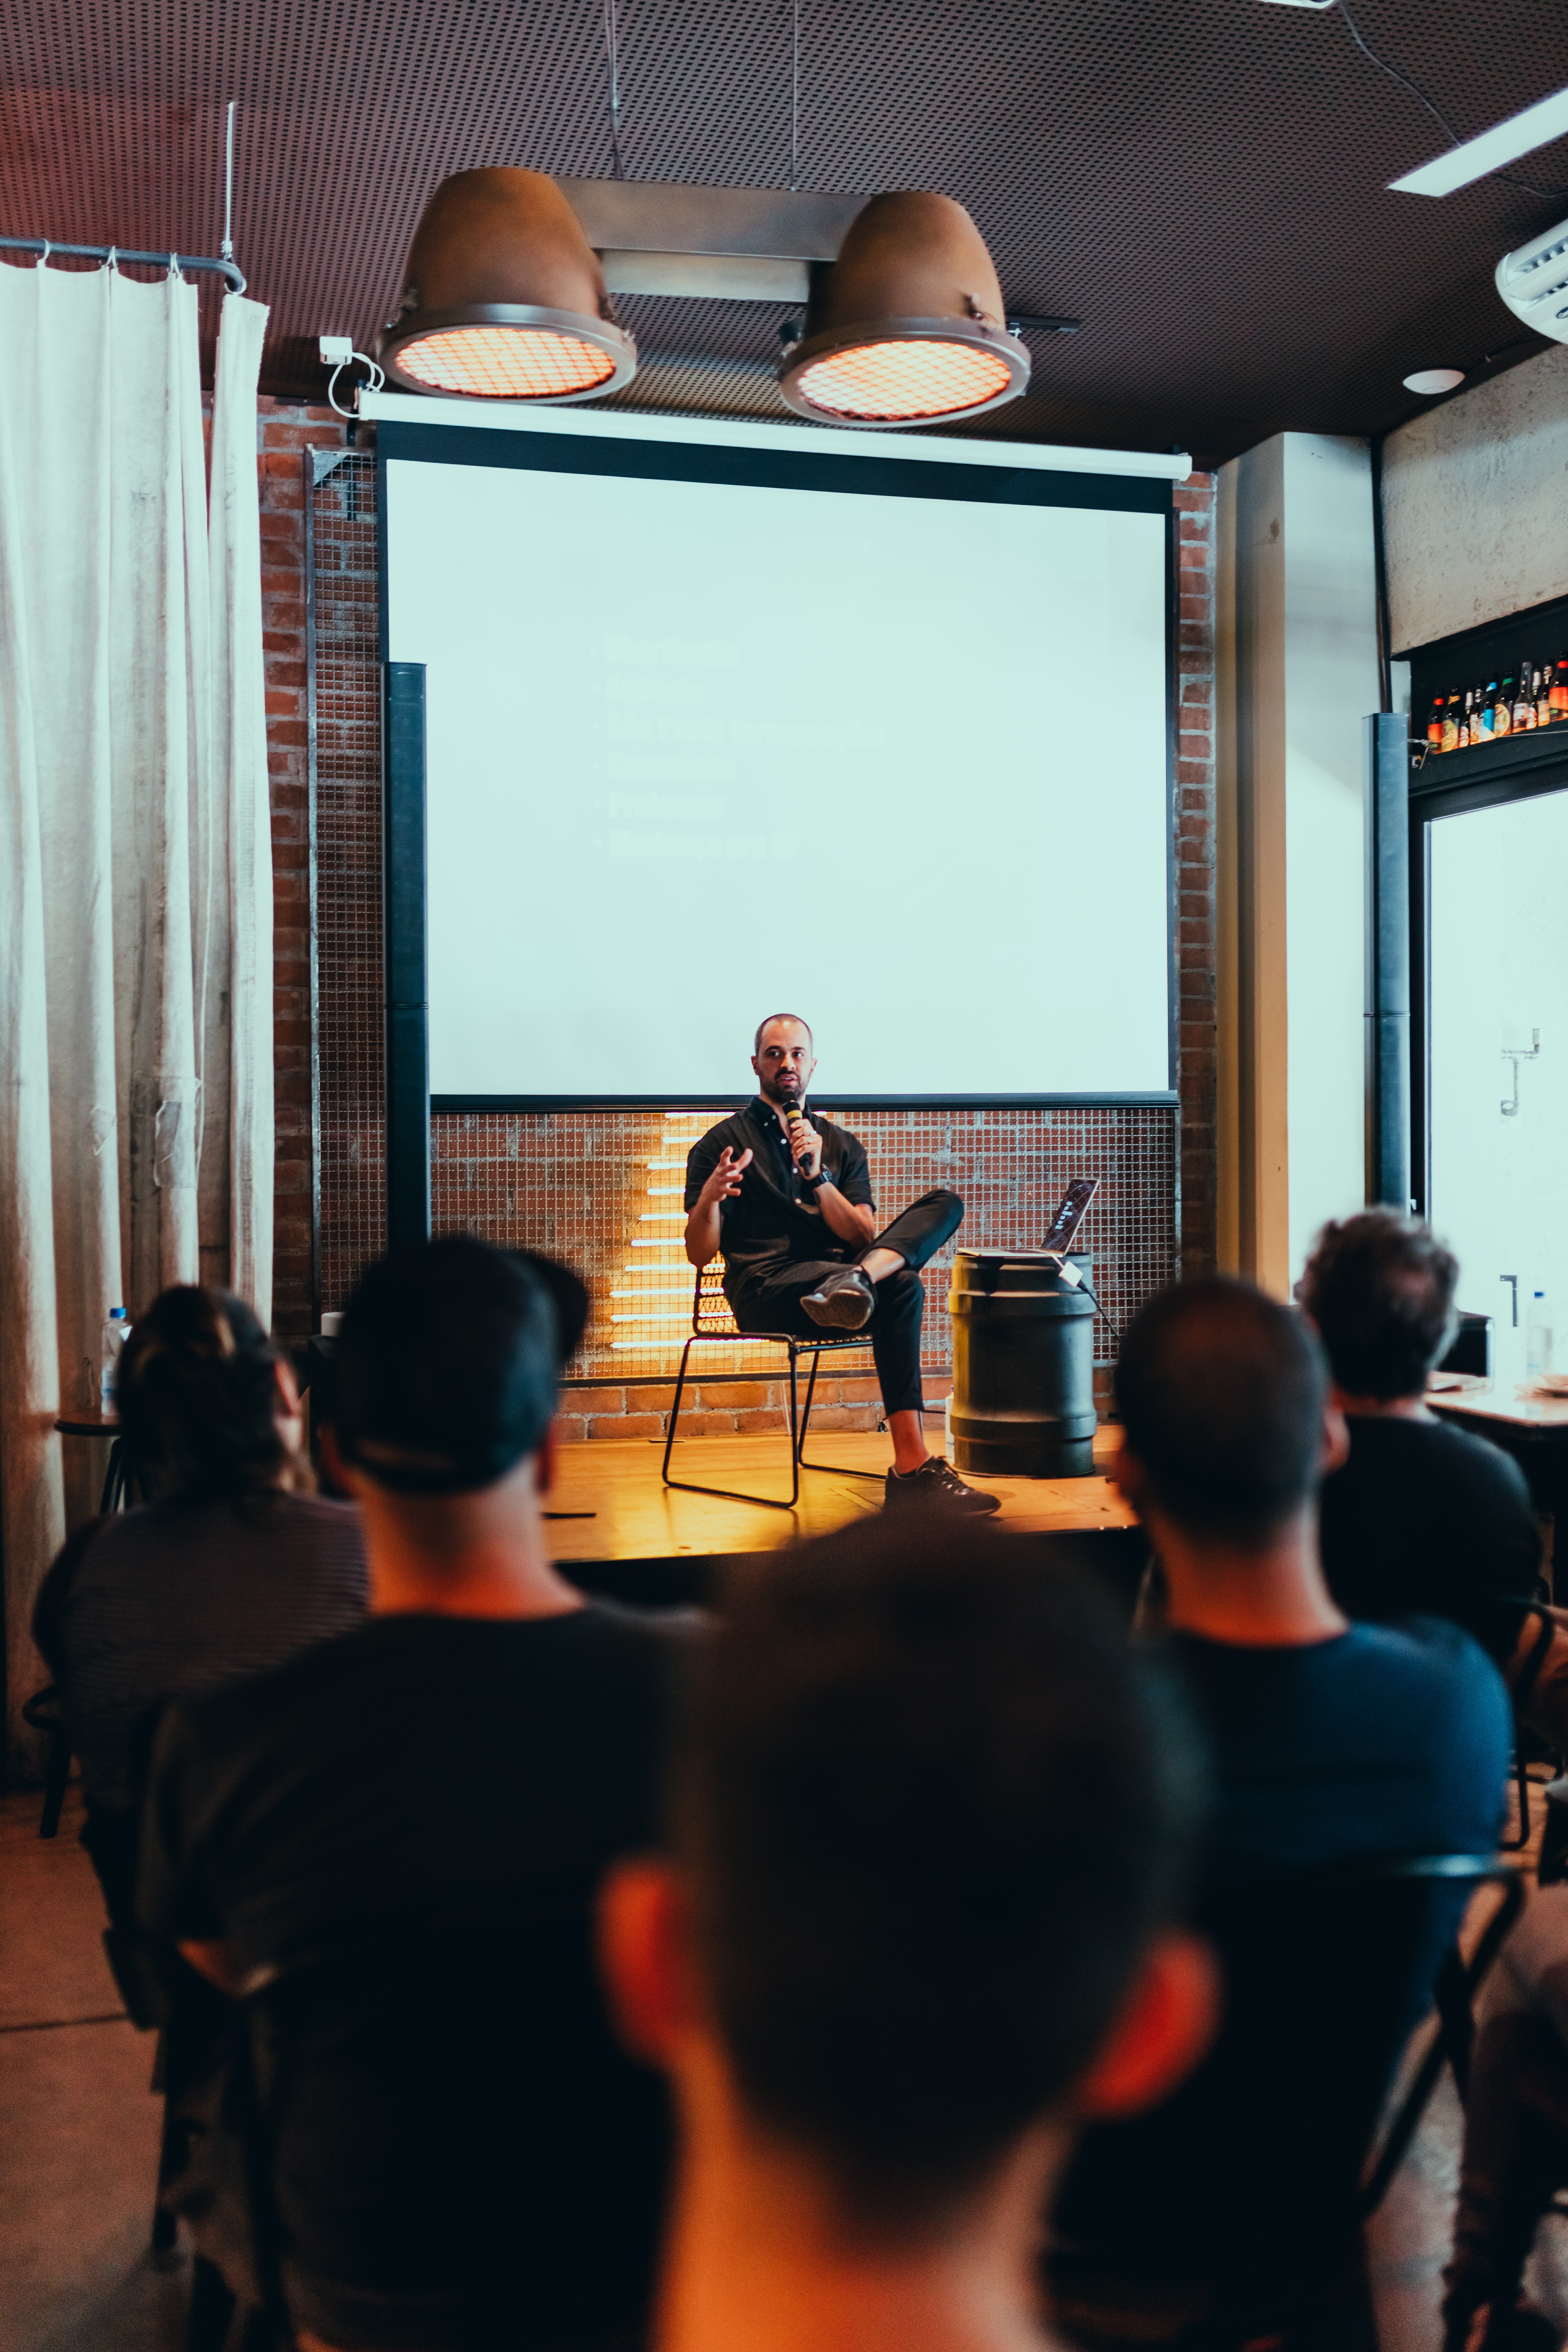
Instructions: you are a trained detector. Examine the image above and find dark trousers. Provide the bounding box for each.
[1443,1884,1568,2343]
[730,1189,963,1417]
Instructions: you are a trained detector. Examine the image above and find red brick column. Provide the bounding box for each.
[258,398,350,1337]
[1176,474,1217,1277]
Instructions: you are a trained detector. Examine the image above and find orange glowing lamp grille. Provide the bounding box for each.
[394,324,617,399]
[792,336,1015,421]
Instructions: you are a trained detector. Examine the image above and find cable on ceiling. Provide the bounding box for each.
[602,0,624,182]
[790,0,801,192]
[221,98,236,262]
[1334,0,1568,202]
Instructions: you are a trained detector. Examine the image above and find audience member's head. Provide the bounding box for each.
[331,1234,559,1497]
[117,1287,300,1504]
[1115,1275,1332,1546]
[602,1518,1211,2252]
[1296,1210,1459,1403]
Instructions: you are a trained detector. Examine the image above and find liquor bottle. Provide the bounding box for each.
[1554,659,1568,724]
[1441,694,1461,753]
[1478,682,1498,742]
[1427,695,1445,750]
[1514,671,1536,732]
[1539,666,1554,729]
[1456,689,1471,748]
[1495,676,1514,737]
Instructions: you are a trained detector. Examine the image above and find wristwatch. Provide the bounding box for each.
[799,1168,827,1194]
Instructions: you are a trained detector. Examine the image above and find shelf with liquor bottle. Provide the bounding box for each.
[1405,590,1568,803]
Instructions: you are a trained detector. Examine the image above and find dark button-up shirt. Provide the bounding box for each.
[684,1098,875,1307]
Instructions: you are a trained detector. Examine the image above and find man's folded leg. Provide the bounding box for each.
[734,1250,999,1517]
[800,1190,965,1332]
[862,1187,964,1276]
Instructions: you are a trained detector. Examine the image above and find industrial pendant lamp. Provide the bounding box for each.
[375,168,637,402]
[778,191,1029,427]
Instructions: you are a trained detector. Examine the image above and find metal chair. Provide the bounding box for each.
[1050,1852,1525,2350]
[661,1259,884,1509]
[21,1685,73,1838]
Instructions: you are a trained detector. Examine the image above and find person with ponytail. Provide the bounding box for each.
[32,1286,369,1925]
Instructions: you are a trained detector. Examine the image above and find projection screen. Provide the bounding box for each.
[373,398,1179,1105]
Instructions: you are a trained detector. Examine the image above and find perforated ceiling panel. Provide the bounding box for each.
[2,0,1566,463]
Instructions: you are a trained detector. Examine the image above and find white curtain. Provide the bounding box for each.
[0,261,272,1776]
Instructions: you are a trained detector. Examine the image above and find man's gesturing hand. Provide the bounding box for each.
[701,1145,753,1207]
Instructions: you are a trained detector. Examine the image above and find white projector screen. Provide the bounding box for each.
[379,406,1175,1103]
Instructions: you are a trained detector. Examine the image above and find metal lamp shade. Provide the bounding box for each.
[778,190,1029,427]
[376,168,636,402]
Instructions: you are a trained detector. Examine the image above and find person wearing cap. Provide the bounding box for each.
[137,1236,689,2352]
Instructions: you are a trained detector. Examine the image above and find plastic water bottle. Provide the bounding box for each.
[100,1307,130,1413]
[1527,1291,1554,1380]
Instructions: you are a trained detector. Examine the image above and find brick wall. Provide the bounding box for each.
[1176,474,1218,1279]
[558,1371,891,1444]
[263,417,1220,1429]
[259,398,351,1338]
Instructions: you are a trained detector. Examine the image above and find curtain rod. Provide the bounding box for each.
[0,235,247,295]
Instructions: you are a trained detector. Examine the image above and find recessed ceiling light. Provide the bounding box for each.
[1402,368,1465,395]
[1390,82,1568,197]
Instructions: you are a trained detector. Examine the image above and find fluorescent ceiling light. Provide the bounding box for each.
[1390,82,1568,196]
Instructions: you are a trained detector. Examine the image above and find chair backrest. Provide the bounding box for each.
[693,1257,739,1337]
[1053,1854,1516,2301]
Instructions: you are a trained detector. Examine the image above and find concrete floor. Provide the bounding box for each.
[0,1788,189,2352]
[4,1781,1568,2350]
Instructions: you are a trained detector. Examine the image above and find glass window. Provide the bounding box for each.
[1428,785,1568,1384]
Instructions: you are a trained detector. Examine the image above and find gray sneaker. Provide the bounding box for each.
[801,1267,875,1331]
[884,1457,1001,1516]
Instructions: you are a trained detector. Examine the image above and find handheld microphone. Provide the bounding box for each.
[784,1103,817,1183]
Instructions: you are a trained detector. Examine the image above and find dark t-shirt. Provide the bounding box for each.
[140,1603,693,2344]
[684,1097,875,1308]
[1169,1617,1510,1878]
[1055,1619,1510,2283]
[1318,1413,1540,1668]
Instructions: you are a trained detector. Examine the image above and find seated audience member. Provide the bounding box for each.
[139,1236,688,2352]
[32,1286,368,1926]
[1300,1212,1549,1702]
[1443,1885,1568,2352]
[1052,1276,1512,2348]
[598,1516,1217,2352]
[1112,1275,1509,1875]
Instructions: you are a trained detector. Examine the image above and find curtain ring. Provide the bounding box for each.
[106,245,118,273]
[36,238,49,268]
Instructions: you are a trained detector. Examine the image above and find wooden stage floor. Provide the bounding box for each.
[548,1425,1135,1600]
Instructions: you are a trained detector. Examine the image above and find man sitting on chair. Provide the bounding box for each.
[683,1014,997,1515]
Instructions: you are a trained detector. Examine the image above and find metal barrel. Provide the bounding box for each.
[948,1251,1098,1478]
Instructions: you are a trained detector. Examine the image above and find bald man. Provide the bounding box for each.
[683,1015,998,1514]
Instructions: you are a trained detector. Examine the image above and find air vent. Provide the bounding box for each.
[1496,216,1568,345]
